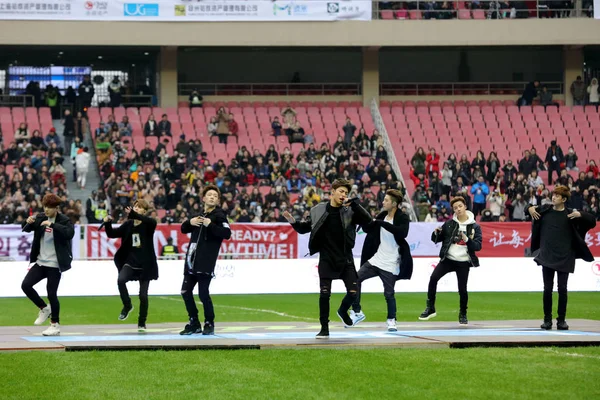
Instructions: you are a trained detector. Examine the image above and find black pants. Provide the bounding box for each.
[542,266,570,321]
[427,259,471,314]
[547,164,561,185]
[319,262,358,327]
[472,202,485,216]
[117,265,150,325]
[181,272,214,323]
[349,262,397,319]
[218,134,228,144]
[21,264,62,323]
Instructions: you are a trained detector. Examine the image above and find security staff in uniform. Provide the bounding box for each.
[94,201,108,224]
[161,237,179,260]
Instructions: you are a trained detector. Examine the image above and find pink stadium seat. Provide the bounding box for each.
[458,10,471,19]
[381,10,394,19]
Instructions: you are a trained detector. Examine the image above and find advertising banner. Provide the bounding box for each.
[0,225,80,262]
[1,257,599,297]
[0,0,372,21]
[85,223,297,259]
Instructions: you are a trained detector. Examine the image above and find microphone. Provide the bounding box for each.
[98,217,112,231]
[22,214,42,232]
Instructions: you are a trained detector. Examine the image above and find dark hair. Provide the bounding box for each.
[202,184,221,199]
[42,193,62,208]
[331,178,352,193]
[386,189,403,205]
[450,196,467,208]
[553,185,571,200]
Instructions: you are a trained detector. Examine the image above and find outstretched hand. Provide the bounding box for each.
[282,211,296,224]
[567,210,581,219]
[529,206,541,220]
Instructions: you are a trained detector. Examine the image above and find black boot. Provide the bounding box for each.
[556,319,569,331]
[202,321,215,336]
[540,316,552,330]
[459,313,468,325]
[316,320,329,339]
[180,318,202,335]
[419,299,437,321]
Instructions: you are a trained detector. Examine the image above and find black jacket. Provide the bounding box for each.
[291,200,372,257]
[361,210,413,280]
[22,213,75,273]
[181,207,231,275]
[528,204,596,263]
[105,210,159,281]
[431,213,483,267]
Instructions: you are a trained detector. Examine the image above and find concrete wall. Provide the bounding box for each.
[1,20,600,47]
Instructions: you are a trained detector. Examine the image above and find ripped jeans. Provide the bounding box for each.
[181,272,214,324]
[319,263,358,327]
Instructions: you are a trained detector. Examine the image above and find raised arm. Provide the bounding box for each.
[207,217,232,240]
[52,217,75,240]
[128,209,157,230]
[466,224,483,252]
[380,212,410,239]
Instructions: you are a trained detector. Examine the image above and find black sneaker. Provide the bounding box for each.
[202,322,215,336]
[540,319,552,330]
[556,320,569,331]
[180,323,202,336]
[419,303,437,320]
[337,309,353,327]
[315,327,329,339]
[459,313,468,325]
[118,305,134,321]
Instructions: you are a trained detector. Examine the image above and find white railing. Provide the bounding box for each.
[370,97,418,222]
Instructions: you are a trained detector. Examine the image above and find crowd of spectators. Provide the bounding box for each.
[89,108,411,225]
[409,141,600,222]
[379,0,594,19]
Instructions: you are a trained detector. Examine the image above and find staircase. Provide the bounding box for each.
[55,119,102,222]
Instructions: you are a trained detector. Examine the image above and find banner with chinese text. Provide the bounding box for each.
[0,225,81,262]
[85,223,297,259]
[0,1,372,21]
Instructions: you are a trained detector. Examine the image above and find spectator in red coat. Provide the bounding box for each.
[244,165,259,186]
[410,168,429,189]
[228,113,239,137]
[586,160,599,179]
[425,148,440,179]
[203,166,217,183]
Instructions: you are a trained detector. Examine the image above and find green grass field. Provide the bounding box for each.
[1,292,599,399]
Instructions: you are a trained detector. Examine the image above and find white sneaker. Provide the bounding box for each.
[350,310,366,326]
[42,323,60,336]
[34,306,52,325]
[387,318,398,332]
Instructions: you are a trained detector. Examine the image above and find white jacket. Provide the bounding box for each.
[75,152,91,170]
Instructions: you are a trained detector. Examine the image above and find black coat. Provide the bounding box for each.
[431,216,483,267]
[105,210,159,281]
[528,205,596,264]
[291,200,372,257]
[181,207,231,275]
[360,210,413,280]
[22,213,75,273]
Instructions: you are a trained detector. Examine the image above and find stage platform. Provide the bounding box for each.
[2,319,600,352]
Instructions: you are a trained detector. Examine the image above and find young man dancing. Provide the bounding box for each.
[179,185,231,336]
[528,185,596,330]
[104,200,158,332]
[419,196,482,325]
[283,179,372,338]
[347,189,413,332]
[21,194,75,336]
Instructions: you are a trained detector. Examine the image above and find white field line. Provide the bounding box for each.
[543,348,600,360]
[156,296,316,321]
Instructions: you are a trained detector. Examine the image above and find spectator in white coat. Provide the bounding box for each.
[75,146,91,189]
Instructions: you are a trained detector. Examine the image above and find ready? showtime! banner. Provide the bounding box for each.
[86,223,297,259]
